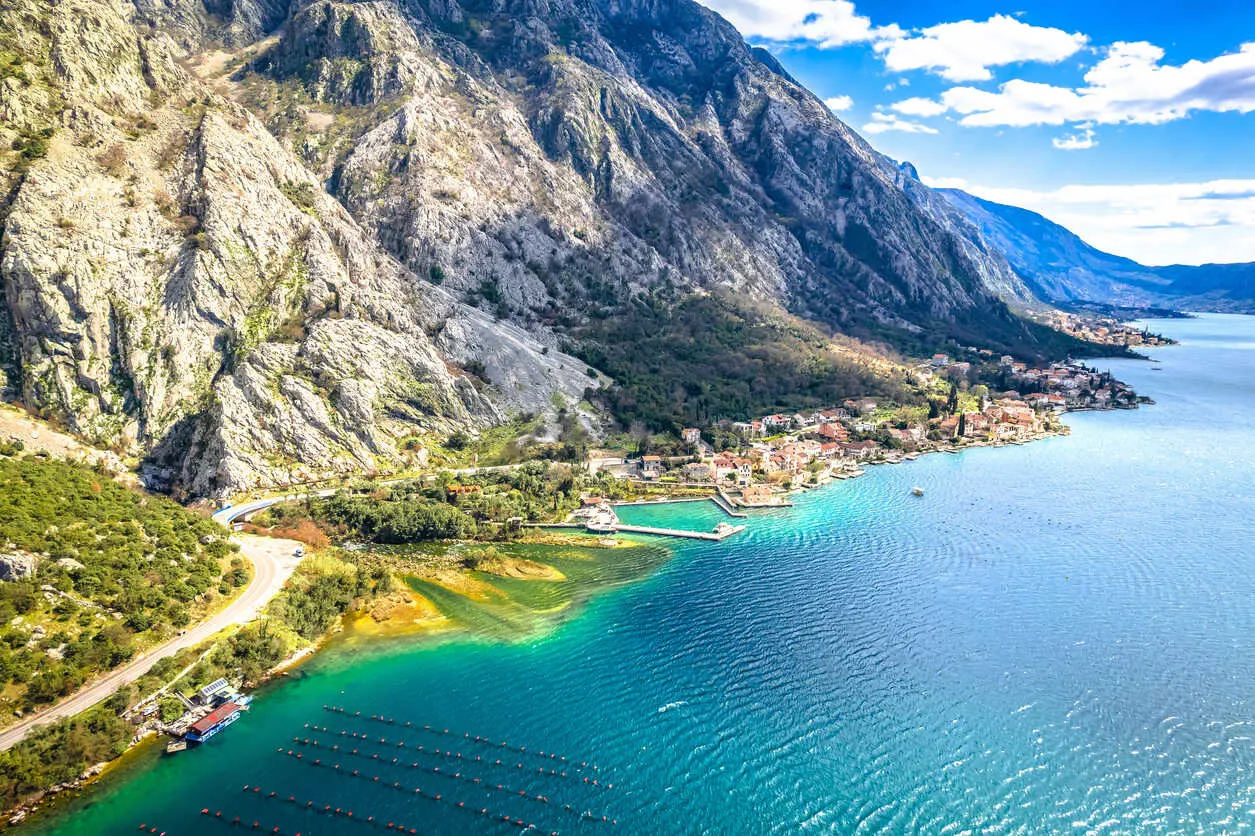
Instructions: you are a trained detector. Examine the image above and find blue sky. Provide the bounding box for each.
[699,0,1255,265]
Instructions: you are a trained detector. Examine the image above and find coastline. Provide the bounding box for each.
[1,375,1147,830]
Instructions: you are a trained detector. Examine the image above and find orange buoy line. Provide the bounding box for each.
[199,809,301,835]
[321,706,600,771]
[280,748,610,830]
[303,724,611,791]
[243,788,428,835]
[291,737,609,820]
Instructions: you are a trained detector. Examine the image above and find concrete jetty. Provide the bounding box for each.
[713,491,749,518]
[613,524,744,541]
[525,522,745,541]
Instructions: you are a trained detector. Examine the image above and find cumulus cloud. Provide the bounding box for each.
[890,97,948,117]
[919,41,1255,127]
[873,14,1087,82]
[699,0,901,47]
[862,111,938,135]
[1052,126,1097,150]
[924,176,1255,265]
[824,95,854,112]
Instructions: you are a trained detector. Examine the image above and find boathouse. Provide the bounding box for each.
[185,702,242,742]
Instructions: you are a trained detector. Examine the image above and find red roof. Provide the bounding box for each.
[191,702,240,734]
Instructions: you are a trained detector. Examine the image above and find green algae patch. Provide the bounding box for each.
[338,537,671,646]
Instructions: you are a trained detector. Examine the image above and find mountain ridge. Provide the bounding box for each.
[937,188,1255,313]
[0,0,1110,496]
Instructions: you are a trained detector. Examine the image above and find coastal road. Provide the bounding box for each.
[0,475,522,751]
[0,503,304,752]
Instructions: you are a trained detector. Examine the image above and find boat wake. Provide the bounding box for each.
[657,701,689,714]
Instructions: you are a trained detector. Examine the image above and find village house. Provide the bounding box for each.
[681,427,702,445]
[711,454,752,484]
[790,413,810,429]
[962,412,991,437]
[682,462,712,482]
[888,428,918,447]
[931,353,950,367]
[641,455,664,479]
[813,422,849,442]
[796,439,824,458]
[740,484,781,507]
[840,440,879,460]
[763,414,791,431]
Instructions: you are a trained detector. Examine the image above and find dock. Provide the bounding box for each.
[713,491,750,518]
[613,524,744,541]
[525,522,745,541]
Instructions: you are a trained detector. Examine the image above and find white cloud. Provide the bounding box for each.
[824,95,854,112]
[921,41,1255,127]
[699,0,901,48]
[1052,125,1097,150]
[863,111,938,135]
[925,176,1255,266]
[891,96,948,117]
[873,14,1087,82]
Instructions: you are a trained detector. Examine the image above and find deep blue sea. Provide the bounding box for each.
[27,313,1255,835]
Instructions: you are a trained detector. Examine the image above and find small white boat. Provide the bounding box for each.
[911,486,924,497]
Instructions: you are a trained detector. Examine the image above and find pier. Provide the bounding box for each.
[613,524,743,540]
[712,491,750,518]
[527,522,743,541]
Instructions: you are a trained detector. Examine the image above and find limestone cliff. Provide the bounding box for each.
[0,0,1090,497]
[0,0,596,497]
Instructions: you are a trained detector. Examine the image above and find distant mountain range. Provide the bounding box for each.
[936,188,1255,313]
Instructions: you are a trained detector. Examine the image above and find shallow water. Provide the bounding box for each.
[27,313,1255,834]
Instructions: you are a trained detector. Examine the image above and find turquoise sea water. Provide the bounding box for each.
[26,313,1255,835]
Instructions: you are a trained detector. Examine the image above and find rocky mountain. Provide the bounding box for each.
[939,189,1255,313]
[0,0,1098,497]
[0,0,597,497]
[882,162,1035,305]
[247,0,1064,345]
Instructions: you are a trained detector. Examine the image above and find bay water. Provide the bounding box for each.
[27,313,1255,834]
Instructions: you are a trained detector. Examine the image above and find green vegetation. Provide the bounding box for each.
[10,126,53,162]
[424,415,589,469]
[571,290,913,432]
[315,493,476,543]
[279,180,317,214]
[0,696,133,811]
[197,554,392,683]
[0,551,389,811]
[0,457,236,718]
[256,461,636,547]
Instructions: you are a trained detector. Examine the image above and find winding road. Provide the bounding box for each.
[0,499,305,752]
[0,471,531,751]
